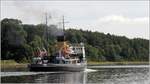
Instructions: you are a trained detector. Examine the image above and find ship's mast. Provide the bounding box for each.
[45,12,49,55]
[62,15,65,32]
[45,13,48,42]
[62,16,69,35]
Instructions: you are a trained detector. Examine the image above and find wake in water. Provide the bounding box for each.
[84,68,97,72]
[0,72,62,77]
[1,68,97,77]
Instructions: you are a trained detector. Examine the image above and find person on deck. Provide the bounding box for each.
[33,47,48,64]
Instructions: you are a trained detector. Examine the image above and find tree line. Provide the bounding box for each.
[1,18,149,63]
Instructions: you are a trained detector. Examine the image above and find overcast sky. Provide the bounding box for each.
[1,0,149,39]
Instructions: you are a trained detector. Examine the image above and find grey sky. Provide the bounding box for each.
[1,0,149,39]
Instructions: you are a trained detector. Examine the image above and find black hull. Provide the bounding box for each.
[28,64,86,72]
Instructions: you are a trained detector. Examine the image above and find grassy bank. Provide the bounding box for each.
[87,61,149,66]
[0,60,27,69]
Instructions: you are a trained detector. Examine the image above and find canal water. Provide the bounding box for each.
[1,65,149,84]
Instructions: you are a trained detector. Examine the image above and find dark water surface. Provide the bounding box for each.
[1,65,149,84]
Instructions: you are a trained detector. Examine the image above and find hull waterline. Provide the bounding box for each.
[28,64,86,72]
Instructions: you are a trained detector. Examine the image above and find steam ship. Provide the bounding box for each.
[28,16,86,72]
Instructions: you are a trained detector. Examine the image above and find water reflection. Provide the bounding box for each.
[34,72,87,84]
[1,71,87,83]
[1,66,149,84]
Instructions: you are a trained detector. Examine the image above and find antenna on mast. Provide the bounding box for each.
[62,15,69,35]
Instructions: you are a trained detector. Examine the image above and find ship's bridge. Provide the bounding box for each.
[69,43,85,55]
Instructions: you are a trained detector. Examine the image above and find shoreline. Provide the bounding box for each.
[0,60,28,69]
[1,63,27,69]
[1,60,149,69]
[87,61,149,66]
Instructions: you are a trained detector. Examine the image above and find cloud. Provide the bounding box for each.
[91,15,149,39]
[66,15,149,39]
[1,1,149,39]
[97,15,149,24]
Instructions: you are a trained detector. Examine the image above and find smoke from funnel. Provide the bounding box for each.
[48,25,64,37]
[47,15,65,37]
[13,1,65,36]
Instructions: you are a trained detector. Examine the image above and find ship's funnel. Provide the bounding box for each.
[57,35,66,42]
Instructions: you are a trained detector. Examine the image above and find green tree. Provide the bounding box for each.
[1,18,27,61]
